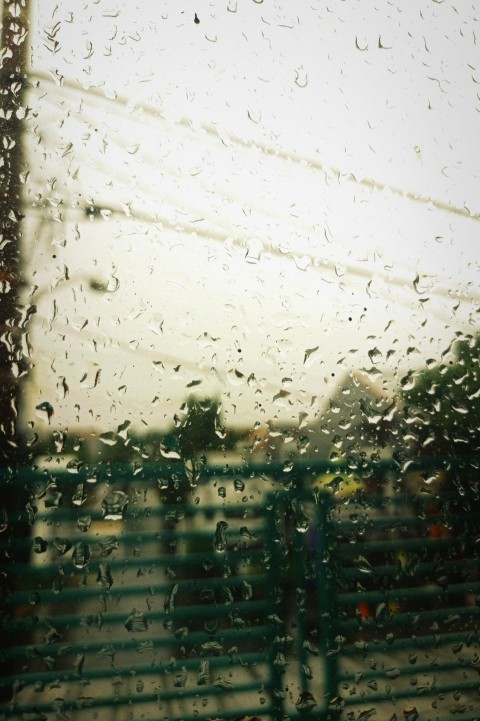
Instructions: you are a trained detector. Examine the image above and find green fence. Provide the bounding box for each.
[1,458,480,720]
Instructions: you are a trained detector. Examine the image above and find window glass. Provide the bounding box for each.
[1,1,479,719]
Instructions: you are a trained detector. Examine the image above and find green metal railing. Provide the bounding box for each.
[1,457,480,720]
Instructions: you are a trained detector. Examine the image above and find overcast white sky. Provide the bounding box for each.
[19,0,480,435]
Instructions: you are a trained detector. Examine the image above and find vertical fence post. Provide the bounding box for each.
[266,492,286,720]
[315,491,338,709]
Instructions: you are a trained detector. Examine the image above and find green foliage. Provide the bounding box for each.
[176,396,222,459]
[401,334,480,456]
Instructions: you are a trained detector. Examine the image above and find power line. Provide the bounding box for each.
[24,78,480,306]
[28,69,480,224]
[21,196,480,309]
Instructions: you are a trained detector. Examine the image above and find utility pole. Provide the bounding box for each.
[0,6,30,701]
[0,0,29,466]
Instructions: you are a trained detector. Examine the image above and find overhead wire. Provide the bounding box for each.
[28,69,480,223]
[22,71,480,313]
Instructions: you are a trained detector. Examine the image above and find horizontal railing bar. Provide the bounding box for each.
[338,657,477,683]
[341,628,479,655]
[2,624,275,662]
[337,581,480,606]
[338,557,480,582]
[0,651,273,688]
[9,507,268,526]
[0,532,267,550]
[6,547,268,576]
[1,676,273,715]
[336,604,480,631]
[8,598,272,631]
[340,676,480,705]
[7,571,270,605]
[336,535,468,555]
[6,455,475,484]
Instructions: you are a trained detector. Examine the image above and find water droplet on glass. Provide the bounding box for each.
[77,515,91,532]
[175,626,189,639]
[233,478,245,492]
[241,580,253,600]
[214,521,228,552]
[102,490,128,520]
[53,430,67,453]
[74,654,84,676]
[97,645,115,664]
[354,555,373,574]
[368,347,382,364]
[228,368,245,386]
[33,536,48,554]
[374,601,390,626]
[99,431,117,446]
[72,542,90,569]
[185,458,201,488]
[53,537,72,556]
[35,401,54,424]
[174,667,187,687]
[197,659,209,685]
[72,483,87,506]
[164,583,178,613]
[160,444,181,459]
[273,652,288,673]
[99,535,118,556]
[201,640,223,655]
[0,508,8,532]
[244,237,262,262]
[291,499,309,533]
[96,562,113,590]
[124,610,148,632]
[295,691,316,714]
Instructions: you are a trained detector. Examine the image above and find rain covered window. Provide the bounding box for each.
[1,1,479,720]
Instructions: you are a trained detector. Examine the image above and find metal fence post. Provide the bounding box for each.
[315,491,338,710]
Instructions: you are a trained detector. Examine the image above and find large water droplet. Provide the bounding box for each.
[54,537,72,556]
[197,659,209,685]
[72,483,87,506]
[354,555,373,574]
[233,478,245,492]
[102,490,128,520]
[164,583,178,613]
[124,610,148,632]
[96,562,113,590]
[184,458,201,488]
[174,667,187,687]
[214,521,228,552]
[99,535,118,556]
[33,536,48,554]
[295,691,317,713]
[72,542,90,569]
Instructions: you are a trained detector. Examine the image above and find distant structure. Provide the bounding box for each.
[305,370,399,462]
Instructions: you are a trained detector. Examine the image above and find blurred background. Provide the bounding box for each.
[1,2,480,719]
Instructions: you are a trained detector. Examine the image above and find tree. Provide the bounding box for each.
[176,396,222,460]
[401,334,480,458]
